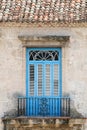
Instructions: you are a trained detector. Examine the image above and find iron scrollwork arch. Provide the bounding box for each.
[29,50,59,61]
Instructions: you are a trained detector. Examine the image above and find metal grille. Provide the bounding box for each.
[18,97,70,117]
[29,50,59,61]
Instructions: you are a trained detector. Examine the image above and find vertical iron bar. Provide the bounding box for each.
[61,98,63,116]
[65,98,66,117]
[21,98,23,115]
[63,98,64,116]
[24,98,25,116]
[20,98,22,115]
[60,98,62,116]
[67,98,68,116]
[69,98,70,116]
[31,98,33,115]
[23,98,24,115]
[26,98,28,116]
[65,98,67,116]
[35,97,36,116]
[18,98,19,116]
[32,98,33,116]
[49,98,50,116]
[52,98,53,116]
[25,98,26,116]
[59,97,60,116]
[28,98,31,115]
[17,97,70,117]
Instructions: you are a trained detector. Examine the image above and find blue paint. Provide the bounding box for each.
[26,48,29,97]
[43,64,45,96]
[58,48,62,116]
[35,64,38,96]
[26,48,62,116]
[26,48,29,116]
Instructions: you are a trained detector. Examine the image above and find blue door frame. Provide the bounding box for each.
[26,48,62,116]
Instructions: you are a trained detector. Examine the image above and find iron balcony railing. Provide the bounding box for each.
[18,97,70,117]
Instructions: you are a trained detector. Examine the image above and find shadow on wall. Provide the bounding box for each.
[3,92,24,118]
[63,93,83,118]
[70,100,83,118]
[3,92,83,118]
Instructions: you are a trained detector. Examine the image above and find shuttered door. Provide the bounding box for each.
[26,48,62,116]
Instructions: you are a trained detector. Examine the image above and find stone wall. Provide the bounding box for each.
[0,23,87,129]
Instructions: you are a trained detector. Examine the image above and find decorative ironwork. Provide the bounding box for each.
[39,98,49,116]
[29,50,59,61]
[18,97,70,117]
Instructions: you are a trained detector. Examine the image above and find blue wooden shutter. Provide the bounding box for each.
[26,48,62,116]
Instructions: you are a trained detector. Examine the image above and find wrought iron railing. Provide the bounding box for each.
[18,97,70,117]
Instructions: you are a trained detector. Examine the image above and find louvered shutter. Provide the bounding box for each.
[29,65,34,96]
[54,64,59,96]
[38,64,43,96]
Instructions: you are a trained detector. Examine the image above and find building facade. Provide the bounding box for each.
[0,0,87,130]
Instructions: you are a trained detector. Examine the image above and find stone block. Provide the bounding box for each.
[69,119,85,127]
[55,119,61,127]
[28,119,33,127]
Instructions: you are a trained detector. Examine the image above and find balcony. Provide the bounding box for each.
[18,97,70,118]
[3,97,86,130]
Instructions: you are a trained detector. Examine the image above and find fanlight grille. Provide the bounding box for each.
[29,51,59,61]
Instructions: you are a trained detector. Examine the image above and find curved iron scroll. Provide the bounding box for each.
[39,98,49,116]
[29,50,59,61]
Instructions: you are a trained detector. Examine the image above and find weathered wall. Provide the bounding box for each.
[0,23,87,130]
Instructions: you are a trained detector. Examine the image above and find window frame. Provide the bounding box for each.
[26,48,62,98]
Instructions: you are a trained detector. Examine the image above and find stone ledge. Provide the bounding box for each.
[69,119,85,127]
[18,35,70,42]
[18,35,70,47]
[2,117,87,130]
[2,116,70,120]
